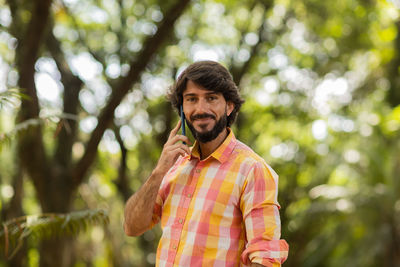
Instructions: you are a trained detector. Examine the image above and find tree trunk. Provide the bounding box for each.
[39,238,75,267]
[387,21,400,107]
[9,0,191,265]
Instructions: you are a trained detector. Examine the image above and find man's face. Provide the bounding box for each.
[182,80,234,143]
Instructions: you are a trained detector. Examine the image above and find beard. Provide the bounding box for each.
[186,112,228,143]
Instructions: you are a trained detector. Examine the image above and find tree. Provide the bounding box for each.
[1,0,399,266]
[2,0,190,265]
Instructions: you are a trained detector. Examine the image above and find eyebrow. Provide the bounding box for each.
[183,92,219,97]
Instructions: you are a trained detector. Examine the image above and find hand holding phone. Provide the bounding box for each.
[155,120,191,176]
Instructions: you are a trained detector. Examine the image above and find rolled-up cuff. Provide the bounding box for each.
[241,239,289,266]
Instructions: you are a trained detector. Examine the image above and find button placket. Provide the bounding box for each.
[171,161,202,264]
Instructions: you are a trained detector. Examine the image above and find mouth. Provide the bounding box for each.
[194,117,214,123]
[191,116,215,130]
[194,118,214,128]
[191,114,216,121]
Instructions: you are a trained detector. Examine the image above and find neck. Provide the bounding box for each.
[198,128,229,160]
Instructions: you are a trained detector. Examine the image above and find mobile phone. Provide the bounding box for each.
[180,105,186,144]
[180,105,186,135]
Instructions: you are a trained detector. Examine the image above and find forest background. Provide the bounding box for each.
[0,0,399,266]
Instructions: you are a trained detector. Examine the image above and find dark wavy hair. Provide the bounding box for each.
[167,61,244,127]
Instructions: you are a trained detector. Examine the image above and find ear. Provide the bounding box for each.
[226,101,234,116]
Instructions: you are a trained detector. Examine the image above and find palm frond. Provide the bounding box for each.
[0,113,79,148]
[0,88,28,108]
[0,209,109,260]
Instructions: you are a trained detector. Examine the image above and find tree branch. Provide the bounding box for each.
[5,0,23,39]
[386,20,400,107]
[46,23,84,170]
[112,125,132,202]
[73,0,191,186]
[59,1,117,86]
[230,3,271,133]
[230,2,271,85]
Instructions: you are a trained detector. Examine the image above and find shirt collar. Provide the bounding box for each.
[190,128,236,163]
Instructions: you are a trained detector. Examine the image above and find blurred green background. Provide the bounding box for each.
[0,0,399,266]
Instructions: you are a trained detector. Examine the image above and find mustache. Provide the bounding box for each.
[190,113,216,121]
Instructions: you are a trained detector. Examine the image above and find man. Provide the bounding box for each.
[124,61,289,266]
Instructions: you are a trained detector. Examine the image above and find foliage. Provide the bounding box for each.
[0,209,109,261]
[0,113,78,150]
[0,89,25,109]
[0,0,399,266]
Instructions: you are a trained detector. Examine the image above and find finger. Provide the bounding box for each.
[159,147,187,168]
[167,143,191,156]
[182,136,191,145]
[179,143,191,155]
[168,120,181,139]
[172,134,191,145]
[166,134,191,146]
[173,146,190,158]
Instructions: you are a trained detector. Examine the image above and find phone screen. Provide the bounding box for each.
[180,105,186,137]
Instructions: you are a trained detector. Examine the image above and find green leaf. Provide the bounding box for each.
[0,209,109,260]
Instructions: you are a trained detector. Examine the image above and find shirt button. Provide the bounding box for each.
[173,245,177,250]
[179,219,183,224]
[187,193,192,198]
[195,169,201,173]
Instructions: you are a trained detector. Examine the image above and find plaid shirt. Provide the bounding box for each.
[151,130,289,266]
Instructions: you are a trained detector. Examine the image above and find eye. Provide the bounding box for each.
[207,95,217,101]
[185,97,196,102]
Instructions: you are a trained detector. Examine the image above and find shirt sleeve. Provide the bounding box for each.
[150,192,163,228]
[150,156,182,229]
[240,161,289,267]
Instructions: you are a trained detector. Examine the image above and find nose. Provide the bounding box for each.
[195,98,209,113]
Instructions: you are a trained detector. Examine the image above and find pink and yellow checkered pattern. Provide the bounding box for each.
[151,130,289,266]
